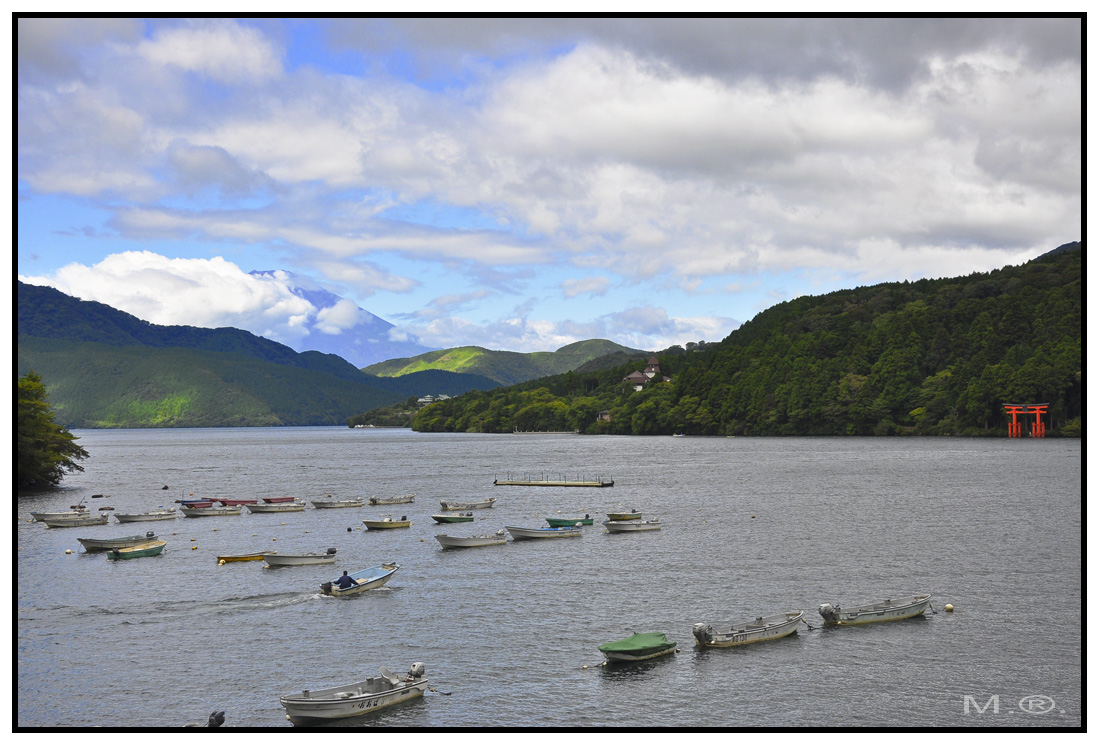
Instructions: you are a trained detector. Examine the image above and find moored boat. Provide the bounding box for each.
[180,504,242,517]
[217,551,270,563]
[320,563,399,596]
[279,663,428,725]
[42,513,110,528]
[435,530,508,548]
[439,497,496,510]
[818,594,933,625]
[30,505,89,522]
[311,497,364,509]
[505,525,583,540]
[78,531,158,552]
[368,493,415,505]
[546,514,594,527]
[604,518,661,533]
[114,508,178,523]
[606,509,641,521]
[362,516,411,530]
[106,540,167,560]
[213,499,258,507]
[246,499,306,513]
[598,632,678,662]
[262,549,338,567]
[431,512,475,523]
[692,611,805,647]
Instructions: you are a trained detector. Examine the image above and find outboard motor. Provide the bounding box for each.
[409,662,425,679]
[321,581,333,595]
[326,547,337,555]
[207,710,225,728]
[692,623,712,644]
[818,603,838,623]
[146,531,155,539]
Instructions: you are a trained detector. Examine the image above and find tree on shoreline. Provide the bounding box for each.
[17,370,88,488]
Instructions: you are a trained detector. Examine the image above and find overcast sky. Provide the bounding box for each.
[17,17,1082,355]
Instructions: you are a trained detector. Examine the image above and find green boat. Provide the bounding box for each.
[598,632,678,663]
[106,540,167,560]
[545,514,594,527]
[431,512,475,524]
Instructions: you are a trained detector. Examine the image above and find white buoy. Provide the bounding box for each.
[65,549,72,554]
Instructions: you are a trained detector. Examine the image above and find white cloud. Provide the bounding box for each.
[562,276,610,299]
[137,21,282,83]
[315,298,366,335]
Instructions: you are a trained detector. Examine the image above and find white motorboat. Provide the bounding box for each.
[692,611,805,647]
[320,563,400,596]
[246,499,306,513]
[77,531,158,551]
[30,505,89,522]
[280,663,428,725]
[261,549,338,567]
[505,525,582,540]
[311,497,364,509]
[368,493,415,505]
[435,530,508,548]
[439,497,496,510]
[818,594,933,625]
[113,508,178,523]
[604,518,661,532]
[42,513,109,528]
[180,503,242,517]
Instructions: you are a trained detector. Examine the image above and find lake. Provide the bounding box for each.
[16,428,1082,728]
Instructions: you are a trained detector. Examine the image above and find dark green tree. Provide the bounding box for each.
[17,371,89,488]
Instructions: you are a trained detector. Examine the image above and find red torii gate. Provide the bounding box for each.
[1003,403,1049,438]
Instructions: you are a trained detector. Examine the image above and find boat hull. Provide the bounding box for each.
[368,494,415,505]
[245,502,305,513]
[311,500,363,509]
[106,540,167,560]
[262,552,337,566]
[42,514,109,528]
[78,534,158,551]
[362,520,411,530]
[218,552,268,562]
[439,499,495,510]
[280,677,428,725]
[180,506,242,517]
[435,532,507,548]
[31,510,89,522]
[113,510,178,522]
[604,520,660,532]
[818,595,932,625]
[545,517,594,527]
[693,611,805,647]
[506,526,583,540]
[321,564,399,596]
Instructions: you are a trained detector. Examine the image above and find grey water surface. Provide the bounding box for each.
[16,429,1081,728]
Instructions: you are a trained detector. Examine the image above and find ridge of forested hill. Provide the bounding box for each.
[411,242,1082,437]
[16,282,497,427]
[361,339,648,386]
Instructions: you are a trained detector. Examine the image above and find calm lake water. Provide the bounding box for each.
[16,429,1082,729]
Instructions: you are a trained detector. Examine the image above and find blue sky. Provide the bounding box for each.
[17,18,1082,357]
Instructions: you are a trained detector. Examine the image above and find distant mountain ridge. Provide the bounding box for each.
[363,339,649,386]
[17,281,496,427]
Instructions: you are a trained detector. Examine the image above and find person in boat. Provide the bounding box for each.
[335,571,356,590]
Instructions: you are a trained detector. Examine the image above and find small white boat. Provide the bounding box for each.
[30,505,89,522]
[246,499,306,513]
[818,594,933,625]
[320,563,400,596]
[435,530,508,548]
[368,493,415,505]
[439,497,496,510]
[77,531,158,551]
[311,497,364,509]
[280,663,428,725]
[362,516,411,530]
[180,504,242,517]
[604,518,661,532]
[261,548,338,567]
[693,611,805,647]
[42,513,110,528]
[505,525,583,540]
[113,508,178,523]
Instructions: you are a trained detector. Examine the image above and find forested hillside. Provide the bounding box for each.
[412,243,1082,437]
[17,282,497,427]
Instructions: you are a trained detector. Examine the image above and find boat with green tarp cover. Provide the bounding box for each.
[598,632,678,662]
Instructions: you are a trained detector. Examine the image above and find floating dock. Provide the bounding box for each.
[493,476,614,487]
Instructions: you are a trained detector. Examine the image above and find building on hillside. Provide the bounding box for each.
[623,357,671,392]
[417,394,452,405]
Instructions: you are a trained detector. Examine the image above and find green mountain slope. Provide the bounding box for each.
[412,242,1082,436]
[17,282,497,428]
[362,339,648,385]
